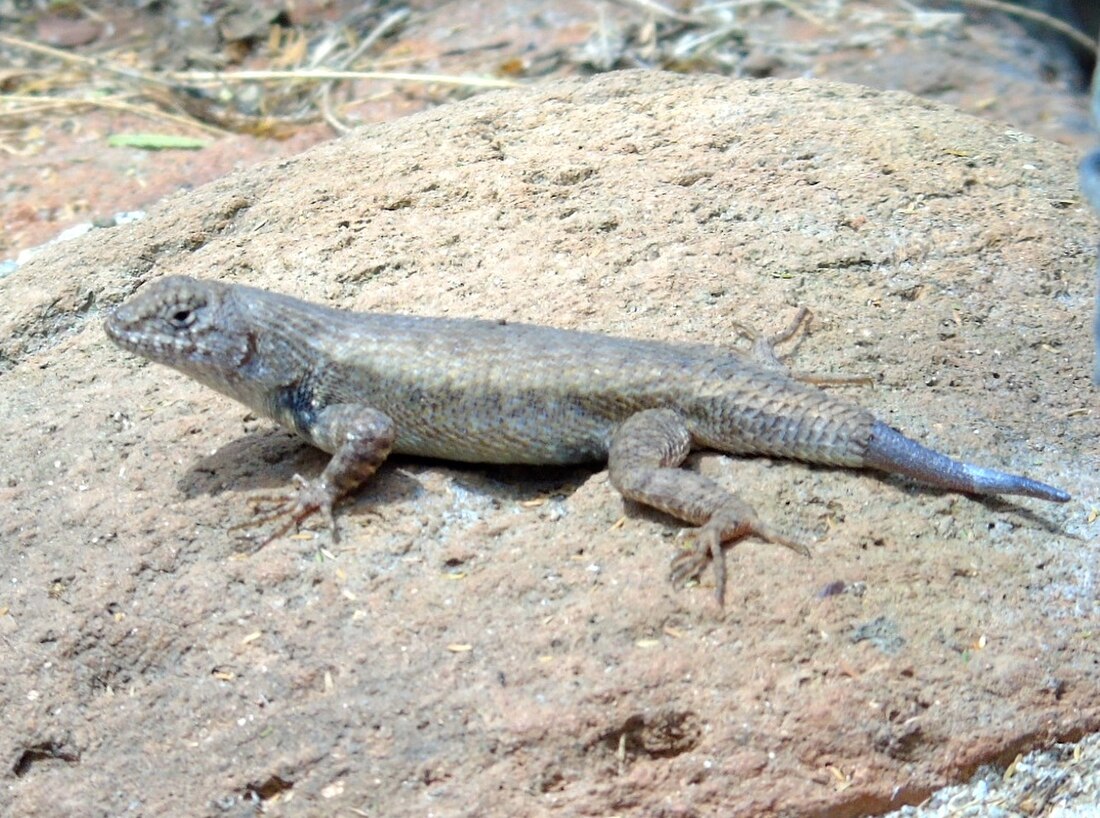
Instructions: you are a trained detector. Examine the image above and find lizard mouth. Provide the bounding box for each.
[104,312,151,354]
[104,310,192,360]
[103,312,133,348]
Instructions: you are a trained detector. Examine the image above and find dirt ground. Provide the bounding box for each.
[1,4,1098,818]
[2,0,1096,260]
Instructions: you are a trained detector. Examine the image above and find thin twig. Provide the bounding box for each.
[617,0,698,24]
[319,84,351,134]
[338,8,411,70]
[166,68,520,89]
[315,8,412,133]
[0,32,172,87]
[0,27,517,138]
[696,0,831,29]
[773,0,828,29]
[0,93,230,134]
[957,0,1097,53]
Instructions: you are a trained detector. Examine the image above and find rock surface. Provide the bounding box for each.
[1,71,1096,816]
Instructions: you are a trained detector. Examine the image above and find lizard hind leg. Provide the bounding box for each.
[735,307,872,387]
[608,408,809,606]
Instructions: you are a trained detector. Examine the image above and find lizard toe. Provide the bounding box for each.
[228,474,340,548]
[669,528,727,606]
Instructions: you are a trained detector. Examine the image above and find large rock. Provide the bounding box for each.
[1,71,1095,816]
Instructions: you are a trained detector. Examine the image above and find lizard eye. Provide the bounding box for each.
[169,308,196,329]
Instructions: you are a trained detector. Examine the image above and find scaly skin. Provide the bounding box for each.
[105,276,1069,604]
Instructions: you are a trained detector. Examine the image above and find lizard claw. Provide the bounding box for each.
[670,529,726,604]
[669,520,811,607]
[229,473,340,549]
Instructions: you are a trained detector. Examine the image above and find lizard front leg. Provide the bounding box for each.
[242,404,396,546]
[607,408,808,606]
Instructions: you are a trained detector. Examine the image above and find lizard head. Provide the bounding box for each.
[105,275,257,391]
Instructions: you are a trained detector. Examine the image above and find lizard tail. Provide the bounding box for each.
[863,421,1070,503]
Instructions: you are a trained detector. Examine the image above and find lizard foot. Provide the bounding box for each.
[669,520,810,607]
[735,306,873,387]
[731,305,811,369]
[230,474,339,549]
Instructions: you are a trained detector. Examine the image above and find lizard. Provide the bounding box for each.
[104,275,1070,604]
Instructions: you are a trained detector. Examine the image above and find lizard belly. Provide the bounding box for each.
[383,393,614,465]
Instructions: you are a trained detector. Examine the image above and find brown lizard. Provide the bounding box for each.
[105,276,1069,603]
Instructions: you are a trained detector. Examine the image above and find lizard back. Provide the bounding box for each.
[237,283,872,465]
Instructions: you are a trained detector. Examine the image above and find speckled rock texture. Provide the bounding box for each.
[1,71,1095,817]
